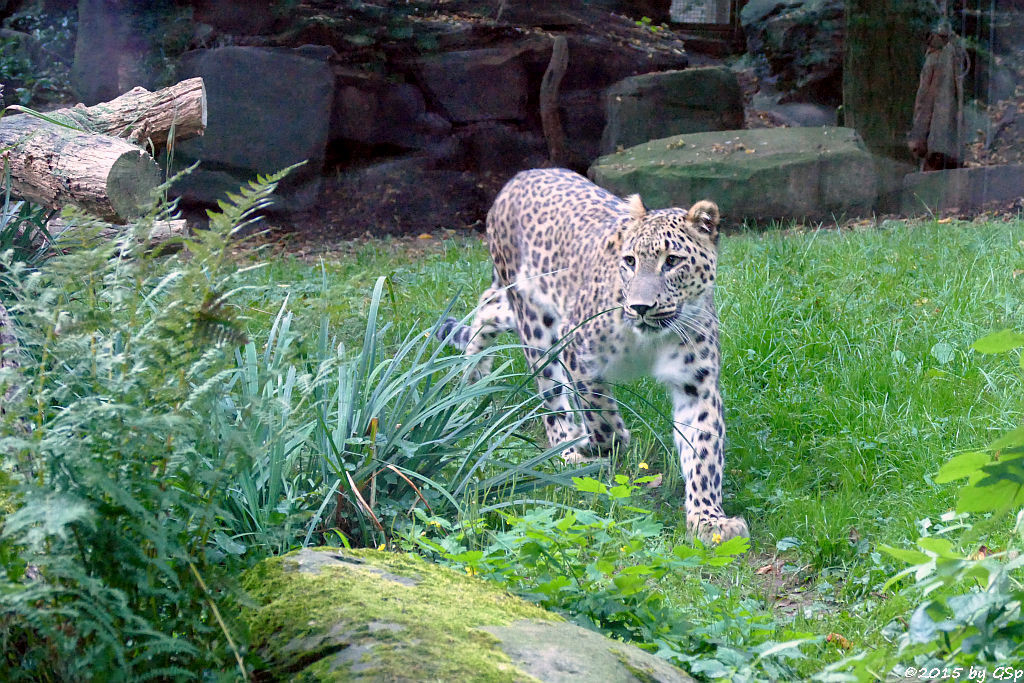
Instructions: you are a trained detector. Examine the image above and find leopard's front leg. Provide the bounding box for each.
[669,378,748,544]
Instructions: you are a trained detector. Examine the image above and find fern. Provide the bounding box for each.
[0,168,297,679]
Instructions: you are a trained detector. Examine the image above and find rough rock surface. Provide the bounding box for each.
[740,0,845,105]
[601,67,744,154]
[413,47,531,123]
[589,126,879,224]
[901,165,1024,215]
[242,547,695,681]
[171,46,334,212]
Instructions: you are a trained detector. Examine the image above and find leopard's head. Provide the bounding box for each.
[612,194,720,336]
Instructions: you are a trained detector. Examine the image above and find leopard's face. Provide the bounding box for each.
[617,200,720,335]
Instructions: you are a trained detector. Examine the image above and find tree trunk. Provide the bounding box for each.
[843,0,936,162]
[540,36,570,168]
[1,78,206,222]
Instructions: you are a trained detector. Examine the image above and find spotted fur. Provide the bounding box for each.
[439,168,748,543]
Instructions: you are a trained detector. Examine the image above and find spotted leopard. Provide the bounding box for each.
[437,168,748,543]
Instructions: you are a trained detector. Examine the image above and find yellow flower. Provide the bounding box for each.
[711,533,722,545]
[428,520,442,527]
[465,566,477,576]
[377,543,386,551]
[620,546,627,552]
[638,462,649,470]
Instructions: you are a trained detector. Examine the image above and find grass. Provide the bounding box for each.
[226,217,1024,674]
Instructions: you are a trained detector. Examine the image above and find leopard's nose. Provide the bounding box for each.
[629,303,652,318]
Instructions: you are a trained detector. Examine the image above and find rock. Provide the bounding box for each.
[872,155,917,214]
[750,94,838,128]
[331,70,450,150]
[242,548,695,682]
[740,0,844,105]
[322,155,487,237]
[191,0,279,35]
[495,0,587,27]
[171,46,334,212]
[589,127,879,224]
[901,164,1024,215]
[441,122,548,176]
[600,67,744,155]
[671,0,731,23]
[413,47,530,123]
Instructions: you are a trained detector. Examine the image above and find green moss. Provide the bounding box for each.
[241,548,556,681]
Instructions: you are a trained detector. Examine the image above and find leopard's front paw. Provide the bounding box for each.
[687,513,749,546]
[560,448,603,464]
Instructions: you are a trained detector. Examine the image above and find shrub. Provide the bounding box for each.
[406,475,812,680]
[0,172,290,679]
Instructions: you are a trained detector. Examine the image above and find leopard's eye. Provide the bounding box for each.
[623,255,636,268]
[664,254,682,269]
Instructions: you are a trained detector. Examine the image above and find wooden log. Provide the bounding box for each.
[540,36,569,168]
[0,78,206,222]
[49,77,207,148]
[1,122,161,221]
[0,300,21,412]
[45,216,189,248]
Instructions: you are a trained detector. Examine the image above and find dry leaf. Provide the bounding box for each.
[848,526,860,545]
[645,474,663,488]
[756,563,775,575]
[937,217,953,224]
[970,545,991,561]
[417,233,433,240]
[826,633,852,650]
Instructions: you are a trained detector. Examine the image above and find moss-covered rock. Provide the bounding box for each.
[589,126,878,224]
[242,548,694,682]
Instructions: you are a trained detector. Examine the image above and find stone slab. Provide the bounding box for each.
[590,126,878,224]
[901,165,1024,215]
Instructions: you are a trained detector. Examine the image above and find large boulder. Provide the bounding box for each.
[171,46,334,212]
[600,67,744,154]
[413,47,530,124]
[740,0,845,105]
[331,70,450,150]
[901,165,1024,215]
[242,548,695,682]
[589,127,879,224]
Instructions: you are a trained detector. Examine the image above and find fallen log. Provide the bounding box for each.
[45,216,188,249]
[1,78,206,222]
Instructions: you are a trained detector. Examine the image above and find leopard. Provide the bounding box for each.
[436,168,748,543]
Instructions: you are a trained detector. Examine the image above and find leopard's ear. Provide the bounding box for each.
[626,194,646,220]
[688,200,719,241]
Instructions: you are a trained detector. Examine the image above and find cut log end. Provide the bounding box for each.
[107,151,163,220]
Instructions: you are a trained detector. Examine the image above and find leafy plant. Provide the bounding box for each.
[0,169,296,679]
[406,475,810,680]
[818,328,1024,681]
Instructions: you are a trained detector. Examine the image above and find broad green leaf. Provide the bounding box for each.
[988,425,1024,451]
[573,477,607,494]
[607,484,632,499]
[916,537,959,558]
[535,576,571,596]
[716,535,751,556]
[612,573,645,595]
[935,451,990,483]
[956,478,1024,513]
[972,328,1024,353]
[930,341,955,364]
[879,544,930,565]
